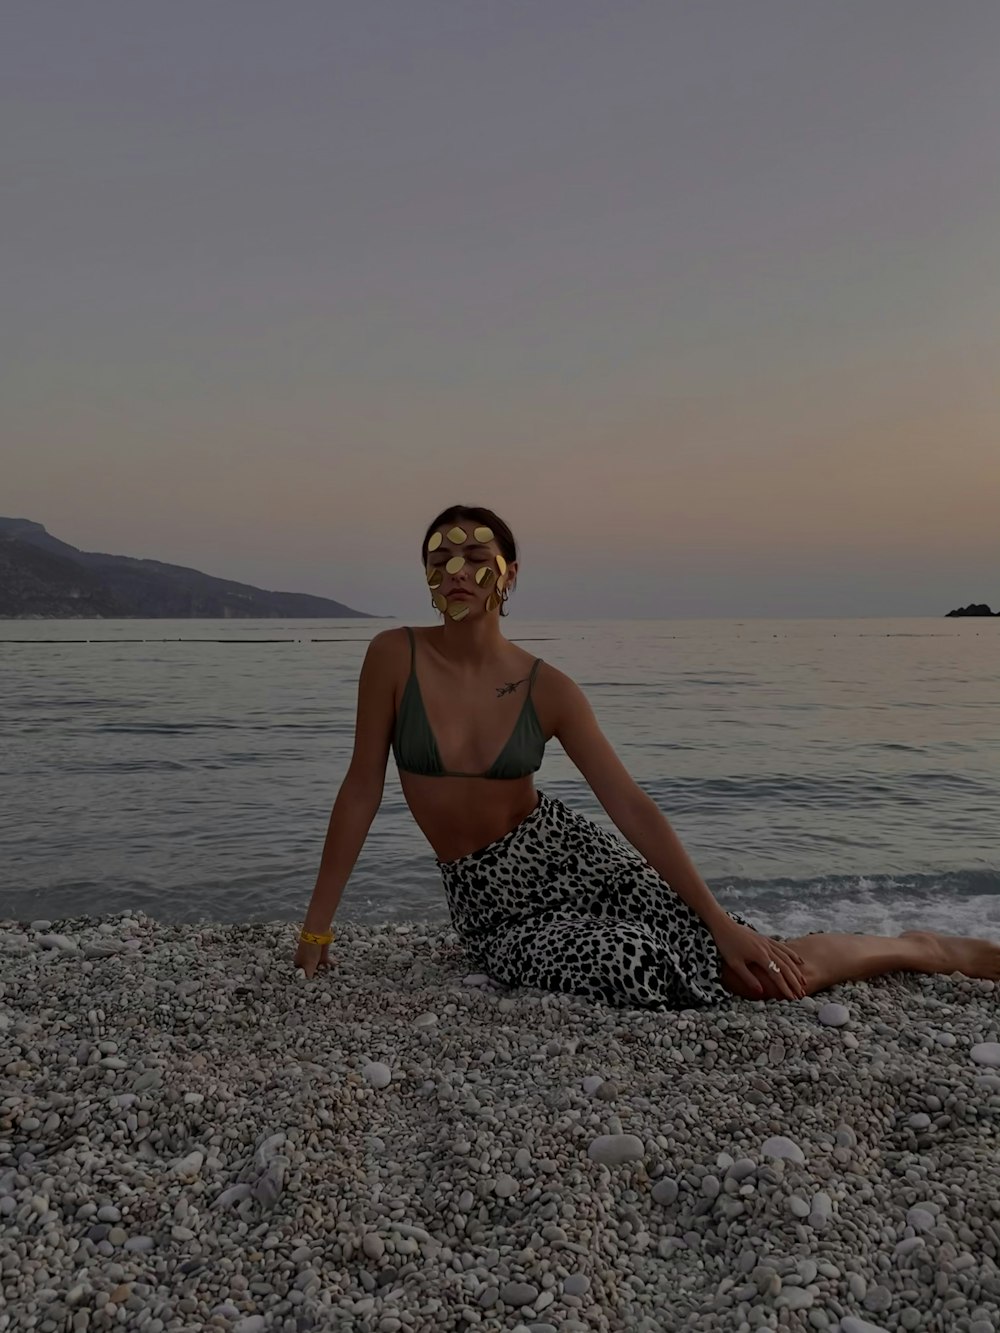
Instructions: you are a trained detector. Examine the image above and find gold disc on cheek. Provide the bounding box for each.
[485,591,500,612]
[496,554,507,576]
[473,526,494,543]
[448,602,471,621]
[427,531,443,552]
[474,565,495,587]
[445,555,466,574]
[446,526,467,544]
[426,567,443,589]
[432,592,448,612]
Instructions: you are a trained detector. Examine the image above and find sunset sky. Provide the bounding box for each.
[5,1,999,619]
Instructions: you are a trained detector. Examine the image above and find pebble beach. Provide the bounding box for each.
[3,915,1000,1333]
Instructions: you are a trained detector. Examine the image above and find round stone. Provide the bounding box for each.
[586,1134,645,1166]
[761,1135,805,1164]
[651,1178,679,1205]
[971,1042,1000,1067]
[499,1282,539,1307]
[362,1062,392,1089]
[817,1003,850,1027]
[362,1232,385,1260]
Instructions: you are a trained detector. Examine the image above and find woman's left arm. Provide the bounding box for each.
[548,670,807,999]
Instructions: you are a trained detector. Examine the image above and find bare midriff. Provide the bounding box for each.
[400,772,542,863]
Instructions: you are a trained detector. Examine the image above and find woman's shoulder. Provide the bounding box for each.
[358,627,413,683]
[530,656,582,713]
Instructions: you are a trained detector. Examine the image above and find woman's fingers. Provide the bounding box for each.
[293,941,332,978]
[764,941,807,997]
[776,945,809,995]
[756,945,805,1000]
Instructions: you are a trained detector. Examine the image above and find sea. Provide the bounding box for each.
[2,617,998,941]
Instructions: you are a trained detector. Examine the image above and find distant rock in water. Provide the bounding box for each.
[0,517,378,619]
[945,602,999,617]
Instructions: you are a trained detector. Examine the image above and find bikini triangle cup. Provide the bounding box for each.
[392,627,545,779]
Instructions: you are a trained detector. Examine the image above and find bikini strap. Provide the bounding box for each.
[405,625,416,675]
[528,657,542,693]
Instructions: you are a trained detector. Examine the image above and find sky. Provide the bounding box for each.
[4,1,999,620]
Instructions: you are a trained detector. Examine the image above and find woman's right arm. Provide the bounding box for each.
[296,630,400,971]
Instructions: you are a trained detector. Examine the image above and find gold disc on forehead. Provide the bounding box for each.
[448,602,471,621]
[427,531,443,552]
[446,525,467,544]
[473,525,494,543]
[495,554,507,576]
[485,591,501,612]
[474,565,495,587]
[445,555,465,574]
[432,592,448,612]
[426,568,443,589]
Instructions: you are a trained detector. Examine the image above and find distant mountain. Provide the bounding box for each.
[946,603,999,618]
[0,518,378,619]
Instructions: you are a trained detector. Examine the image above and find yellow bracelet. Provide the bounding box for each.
[299,929,335,946]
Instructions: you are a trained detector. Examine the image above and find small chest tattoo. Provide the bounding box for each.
[496,676,529,698]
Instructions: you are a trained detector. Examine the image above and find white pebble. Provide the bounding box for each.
[363,1062,392,1089]
[172,1150,204,1176]
[587,1134,644,1166]
[761,1135,805,1164]
[817,1003,850,1027]
[905,1206,935,1232]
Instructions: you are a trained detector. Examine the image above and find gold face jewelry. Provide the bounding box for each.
[424,521,510,619]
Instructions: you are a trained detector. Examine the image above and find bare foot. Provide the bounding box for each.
[900,930,1000,981]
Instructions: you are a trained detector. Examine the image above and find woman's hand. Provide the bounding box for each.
[711,917,808,1001]
[293,935,333,979]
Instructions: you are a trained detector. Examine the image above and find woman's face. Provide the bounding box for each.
[424,520,513,621]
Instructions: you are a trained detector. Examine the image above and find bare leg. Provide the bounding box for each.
[721,929,1000,1001]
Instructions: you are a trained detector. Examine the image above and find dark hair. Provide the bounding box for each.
[421,504,518,616]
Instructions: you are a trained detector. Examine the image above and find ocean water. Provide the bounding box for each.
[2,616,999,941]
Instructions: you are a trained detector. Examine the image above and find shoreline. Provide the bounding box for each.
[3,914,1000,1332]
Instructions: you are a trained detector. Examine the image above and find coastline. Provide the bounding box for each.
[3,914,999,1332]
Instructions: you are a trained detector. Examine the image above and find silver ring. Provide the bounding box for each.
[767,961,781,973]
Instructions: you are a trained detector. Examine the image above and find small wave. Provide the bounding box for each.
[721,869,1000,939]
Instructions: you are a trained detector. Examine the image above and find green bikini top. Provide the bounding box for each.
[392,627,545,779]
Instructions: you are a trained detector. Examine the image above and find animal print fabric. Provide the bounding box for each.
[437,790,764,1009]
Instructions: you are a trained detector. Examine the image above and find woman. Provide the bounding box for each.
[295,505,1000,1004]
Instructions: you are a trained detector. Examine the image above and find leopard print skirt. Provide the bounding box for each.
[436,789,764,1010]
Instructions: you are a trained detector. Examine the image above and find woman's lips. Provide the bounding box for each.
[448,590,473,598]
